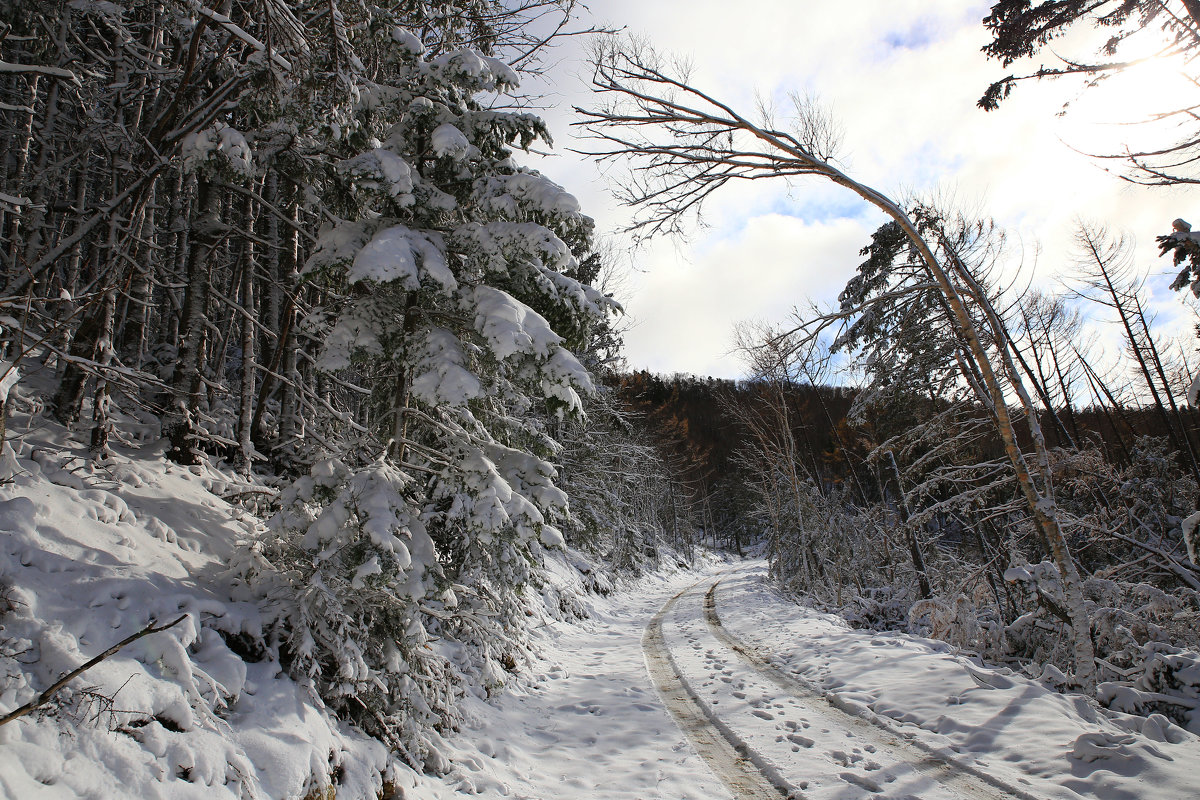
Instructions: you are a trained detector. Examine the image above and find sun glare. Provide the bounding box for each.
[1058,54,1200,155]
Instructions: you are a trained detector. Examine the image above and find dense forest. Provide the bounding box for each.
[2,0,1200,796]
[0,0,698,779]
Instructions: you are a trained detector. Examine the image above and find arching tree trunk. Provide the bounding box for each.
[581,51,1098,688]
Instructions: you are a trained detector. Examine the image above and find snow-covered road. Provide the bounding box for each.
[651,572,1021,799]
[643,579,787,800]
[407,560,1197,799]
[407,563,734,799]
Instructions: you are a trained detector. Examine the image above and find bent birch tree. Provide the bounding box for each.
[578,40,1098,691]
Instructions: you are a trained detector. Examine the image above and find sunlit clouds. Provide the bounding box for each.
[527,1,1197,378]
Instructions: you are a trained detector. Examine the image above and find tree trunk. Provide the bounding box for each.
[88,287,117,459]
[165,177,220,465]
[4,74,39,274]
[1182,0,1200,32]
[51,304,104,428]
[1085,235,1200,483]
[887,449,931,599]
[387,291,420,462]
[237,193,257,475]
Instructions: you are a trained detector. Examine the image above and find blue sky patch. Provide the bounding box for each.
[884,24,935,51]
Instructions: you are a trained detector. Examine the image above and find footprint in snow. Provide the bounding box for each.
[839,772,883,793]
[964,663,1015,690]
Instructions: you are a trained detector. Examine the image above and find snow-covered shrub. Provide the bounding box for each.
[761,480,925,626]
[1099,643,1200,734]
[1049,439,1197,580]
[419,434,574,684]
[1087,578,1186,663]
[907,594,1004,655]
[239,445,604,770]
[1085,577,1200,731]
[1004,556,1200,702]
[893,439,1200,689]
[1133,645,1200,732]
[1003,560,1091,672]
[232,457,454,769]
[844,585,912,631]
[180,124,255,179]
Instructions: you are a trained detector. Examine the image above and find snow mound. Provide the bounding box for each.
[0,408,396,799]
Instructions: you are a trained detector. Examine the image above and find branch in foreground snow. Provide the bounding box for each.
[0,614,187,728]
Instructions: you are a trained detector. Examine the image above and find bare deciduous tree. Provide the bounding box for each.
[577,39,1098,689]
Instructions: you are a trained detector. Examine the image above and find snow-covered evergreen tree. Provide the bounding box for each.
[230,22,616,766]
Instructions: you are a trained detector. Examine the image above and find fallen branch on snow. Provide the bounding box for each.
[0,614,187,728]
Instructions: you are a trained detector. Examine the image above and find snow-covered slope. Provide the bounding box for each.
[0,407,397,799]
[0,395,710,799]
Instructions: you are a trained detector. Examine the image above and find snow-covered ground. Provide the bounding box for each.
[0,415,396,799]
[1,404,1195,799]
[700,566,1197,799]
[402,561,734,799]
[416,563,1198,799]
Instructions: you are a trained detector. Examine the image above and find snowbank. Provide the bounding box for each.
[717,564,1200,800]
[0,405,394,799]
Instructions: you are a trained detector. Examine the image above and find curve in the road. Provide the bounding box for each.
[643,581,803,800]
[703,576,1041,800]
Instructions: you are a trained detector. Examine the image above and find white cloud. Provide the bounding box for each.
[619,214,876,376]
[522,1,1200,378]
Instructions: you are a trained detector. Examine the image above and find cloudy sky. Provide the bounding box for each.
[524,1,1199,378]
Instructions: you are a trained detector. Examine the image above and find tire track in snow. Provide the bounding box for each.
[643,580,801,800]
[703,576,1038,800]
